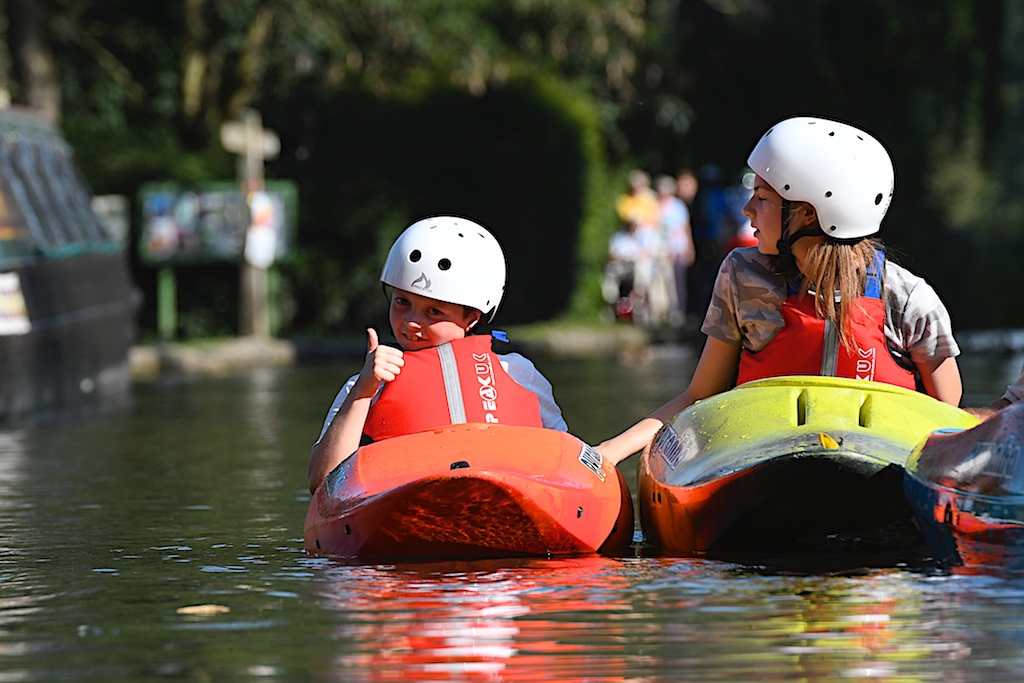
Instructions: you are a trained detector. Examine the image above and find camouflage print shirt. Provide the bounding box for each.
[701,247,960,366]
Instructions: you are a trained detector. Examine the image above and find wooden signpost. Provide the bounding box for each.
[219,108,280,337]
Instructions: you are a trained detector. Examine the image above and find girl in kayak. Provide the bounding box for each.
[598,115,963,465]
[307,215,567,492]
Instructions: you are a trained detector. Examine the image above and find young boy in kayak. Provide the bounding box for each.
[307,215,567,492]
[597,115,963,465]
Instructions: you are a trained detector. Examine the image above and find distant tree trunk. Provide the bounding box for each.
[179,0,274,148]
[7,0,60,122]
[179,0,221,148]
[225,1,275,118]
[0,1,12,107]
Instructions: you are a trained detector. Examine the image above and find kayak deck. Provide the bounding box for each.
[305,423,634,561]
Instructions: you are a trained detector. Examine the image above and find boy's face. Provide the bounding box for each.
[389,289,481,351]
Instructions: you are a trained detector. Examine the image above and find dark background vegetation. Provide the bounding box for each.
[3,0,1020,338]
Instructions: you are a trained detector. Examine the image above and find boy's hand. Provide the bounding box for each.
[352,328,404,399]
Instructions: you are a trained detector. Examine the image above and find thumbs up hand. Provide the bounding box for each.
[351,328,404,399]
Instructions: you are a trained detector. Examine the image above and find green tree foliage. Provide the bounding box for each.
[264,78,607,332]
[638,0,1010,328]
[3,0,1019,335]
[39,0,646,337]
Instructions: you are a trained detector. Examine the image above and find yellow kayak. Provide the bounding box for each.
[639,376,979,561]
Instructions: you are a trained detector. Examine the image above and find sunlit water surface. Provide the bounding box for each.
[0,345,1022,681]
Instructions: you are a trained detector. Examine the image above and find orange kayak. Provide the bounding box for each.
[905,402,1024,571]
[304,423,634,560]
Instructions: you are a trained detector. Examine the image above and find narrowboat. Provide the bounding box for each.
[0,107,137,421]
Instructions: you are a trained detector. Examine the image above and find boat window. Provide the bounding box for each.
[0,161,35,266]
[0,117,120,258]
[10,138,68,250]
[36,144,89,243]
[60,155,108,242]
[0,139,52,251]
[55,151,109,242]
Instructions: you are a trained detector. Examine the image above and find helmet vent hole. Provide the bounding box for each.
[874,193,883,205]
[409,250,422,263]
[825,191,832,197]
[829,131,835,136]
[438,258,452,271]
[828,225,837,232]
[784,184,791,190]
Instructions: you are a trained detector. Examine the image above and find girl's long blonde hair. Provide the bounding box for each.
[786,203,883,352]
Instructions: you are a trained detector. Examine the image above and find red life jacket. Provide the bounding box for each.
[736,255,917,390]
[363,334,543,441]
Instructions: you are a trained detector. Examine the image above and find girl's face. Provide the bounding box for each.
[388,289,480,351]
[742,175,785,255]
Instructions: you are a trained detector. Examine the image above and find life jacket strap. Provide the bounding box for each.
[438,342,468,424]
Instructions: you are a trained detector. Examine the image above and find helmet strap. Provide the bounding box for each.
[774,199,822,277]
[777,200,825,253]
[774,199,792,257]
[786,226,824,247]
[825,234,870,246]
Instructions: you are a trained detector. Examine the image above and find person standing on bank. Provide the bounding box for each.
[597,116,963,465]
[308,216,567,492]
[656,174,695,326]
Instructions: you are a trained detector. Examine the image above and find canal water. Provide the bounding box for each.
[1,344,1024,681]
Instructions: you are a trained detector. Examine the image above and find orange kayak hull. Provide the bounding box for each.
[905,402,1024,571]
[305,423,634,560]
[638,376,978,559]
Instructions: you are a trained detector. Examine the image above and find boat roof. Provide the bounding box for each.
[0,106,118,265]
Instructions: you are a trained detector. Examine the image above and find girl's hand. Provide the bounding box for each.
[352,328,404,399]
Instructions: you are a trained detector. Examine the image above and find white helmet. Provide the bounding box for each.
[381,216,507,321]
[747,116,895,240]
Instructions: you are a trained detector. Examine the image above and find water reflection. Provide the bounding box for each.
[0,428,53,664]
[313,556,639,682]
[300,555,1024,682]
[0,350,1021,680]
